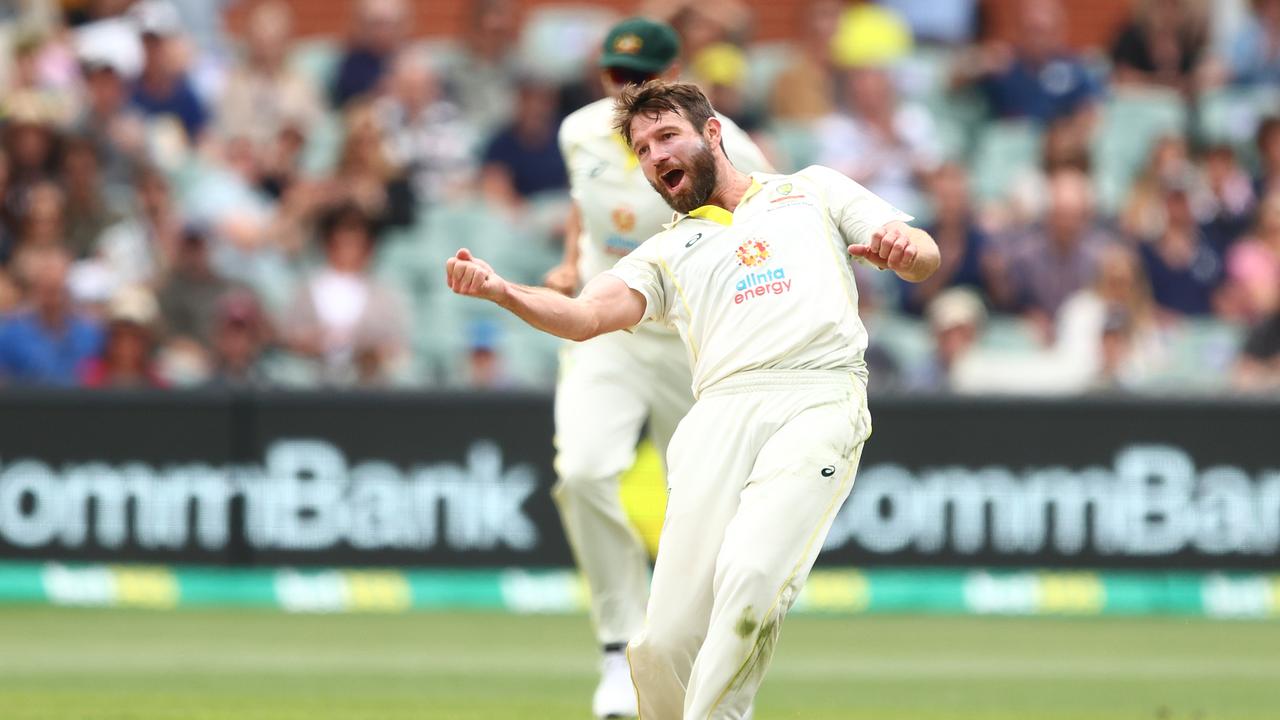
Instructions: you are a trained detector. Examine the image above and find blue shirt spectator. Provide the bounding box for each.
[0,312,104,386]
[979,56,1099,124]
[331,48,387,108]
[1138,240,1222,316]
[130,74,209,140]
[481,126,568,199]
[969,0,1100,124]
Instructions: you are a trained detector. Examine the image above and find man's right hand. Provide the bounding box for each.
[543,261,579,296]
[446,248,507,302]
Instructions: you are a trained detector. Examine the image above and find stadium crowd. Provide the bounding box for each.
[0,0,1276,394]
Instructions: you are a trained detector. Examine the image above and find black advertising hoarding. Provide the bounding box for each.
[0,391,1276,570]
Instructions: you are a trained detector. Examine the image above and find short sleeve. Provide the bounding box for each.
[719,114,774,174]
[802,165,913,248]
[603,239,671,329]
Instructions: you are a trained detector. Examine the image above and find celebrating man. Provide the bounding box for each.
[445,80,940,719]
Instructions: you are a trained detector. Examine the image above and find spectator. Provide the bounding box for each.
[93,165,184,290]
[691,43,765,134]
[961,0,1100,126]
[1120,135,1196,240]
[1232,308,1280,390]
[330,0,409,108]
[447,0,520,137]
[0,150,15,265]
[1110,0,1212,94]
[647,0,751,70]
[205,288,273,387]
[128,0,209,142]
[992,168,1113,324]
[1223,190,1280,321]
[1225,0,1280,86]
[1136,177,1225,317]
[156,226,238,350]
[80,284,165,388]
[280,204,410,385]
[377,51,477,207]
[16,180,66,251]
[325,102,416,233]
[71,47,147,195]
[1254,115,1280,198]
[815,64,941,218]
[61,136,124,259]
[479,77,568,208]
[0,244,103,386]
[899,163,997,315]
[217,0,322,155]
[2,96,61,203]
[912,286,986,392]
[1200,143,1255,253]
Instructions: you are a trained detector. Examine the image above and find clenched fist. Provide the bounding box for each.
[446,248,507,302]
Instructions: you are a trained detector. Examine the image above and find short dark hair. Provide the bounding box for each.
[319,202,374,245]
[612,79,716,148]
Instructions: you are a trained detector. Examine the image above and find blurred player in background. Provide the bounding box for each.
[543,17,771,719]
[446,79,939,719]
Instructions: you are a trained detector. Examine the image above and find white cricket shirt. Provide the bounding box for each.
[605,165,911,397]
[559,98,772,282]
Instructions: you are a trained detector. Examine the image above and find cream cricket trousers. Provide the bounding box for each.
[552,327,694,646]
[628,369,871,720]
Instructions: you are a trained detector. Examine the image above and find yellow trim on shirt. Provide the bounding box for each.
[611,133,639,170]
[686,179,764,226]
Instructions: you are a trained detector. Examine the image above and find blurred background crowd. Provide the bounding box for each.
[0,0,1277,394]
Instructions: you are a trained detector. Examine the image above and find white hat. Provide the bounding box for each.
[926,287,987,331]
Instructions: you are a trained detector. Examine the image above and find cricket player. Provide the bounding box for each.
[545,17,771,718]
[445,80,939,719]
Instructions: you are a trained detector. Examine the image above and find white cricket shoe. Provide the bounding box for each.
[592,650,638,719]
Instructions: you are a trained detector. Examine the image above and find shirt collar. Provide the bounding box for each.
[677,177,764,227]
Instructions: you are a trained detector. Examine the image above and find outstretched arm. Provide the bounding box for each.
[446,248,646,342]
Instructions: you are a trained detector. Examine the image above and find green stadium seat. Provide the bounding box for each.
[1091,89,1188,214]
[286,37,340,95]
[971,120,1042,204]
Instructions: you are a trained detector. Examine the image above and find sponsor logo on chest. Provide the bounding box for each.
[731,238,794,305]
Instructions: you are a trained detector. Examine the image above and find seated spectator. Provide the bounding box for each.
[1223,191,1280,322]
[814,64,941,217]
[960,0,1100,126]
[216,0,321,156]
[71,46,147,196]
[128,0,209,142]
[1136,177,1225,317]
[280,204,410,385]
[378,52,478,207]
[479,77,569,208]
[205,289,273,388]
[1254,116,1280,198]
[911,287,986,392]
[330,0,409,108]
[92,165,185,290]
[0,244,104,386]
[1225,0,1280,86]
[1233,308,1280,390]
[898,163,997,315]
[2,96,61,202]
[446,0,519,138]
[1110,0,1212,94]
[1120,135,1196,239]
[691,43,765,134]
[325,102,416,233]
[1200,144,1256,253]
[80,284,165,388]
[990,168,1113,325]
[156,226,238,351]
[61,136,124,259]
[647,0,751,70]
[16,181,67,251]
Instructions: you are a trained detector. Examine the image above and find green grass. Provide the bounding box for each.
[0,607,1277,719]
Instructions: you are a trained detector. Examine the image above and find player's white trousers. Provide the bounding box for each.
[552,328,694,646]
[627,369,871,720]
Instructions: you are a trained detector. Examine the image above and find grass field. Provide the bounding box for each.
[1,607,1277,720]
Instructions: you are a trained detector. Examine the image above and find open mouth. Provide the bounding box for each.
[661,168,686,191]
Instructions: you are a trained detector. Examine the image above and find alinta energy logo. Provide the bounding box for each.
[733,238,793,305]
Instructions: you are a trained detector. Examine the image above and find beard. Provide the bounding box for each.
[650,140,719,214]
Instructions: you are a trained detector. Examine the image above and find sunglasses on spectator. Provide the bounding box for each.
[606,67,658,87]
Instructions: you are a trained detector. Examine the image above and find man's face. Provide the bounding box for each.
[629,110,718,214]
